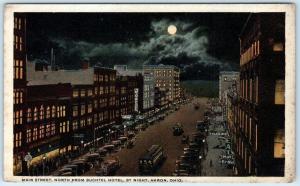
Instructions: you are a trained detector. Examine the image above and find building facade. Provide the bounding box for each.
[231,13,285,176]
[219,71,239,102]
[13,13,27,175]
[143,65,180,102]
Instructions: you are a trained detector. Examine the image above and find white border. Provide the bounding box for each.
[3,3,295,183]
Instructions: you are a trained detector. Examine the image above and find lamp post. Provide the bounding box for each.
[199,155,202,176]
[42,155,46,176]
[80,140,84,154]
[108,129,111,142]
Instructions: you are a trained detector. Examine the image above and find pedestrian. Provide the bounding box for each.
[210,160,213,167]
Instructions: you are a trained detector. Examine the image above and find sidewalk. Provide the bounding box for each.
[200,123,233,176]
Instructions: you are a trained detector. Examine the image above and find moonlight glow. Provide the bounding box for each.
[167,25,177,35]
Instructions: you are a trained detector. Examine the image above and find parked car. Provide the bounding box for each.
[181,135,189,144]
[96,156,120,176]
[102,144,115,153]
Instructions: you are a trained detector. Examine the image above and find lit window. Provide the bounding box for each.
[27,108,32,122]
[275,80,285,105]
[73,89,79,97]
[46,124,51,137]
[15,132,22,147]
[33,128,38,141]
[51,106,56,118]
[274,129,285,158]
[46,106,50,118]
[72,120,78,130]
[273,42,284,52]
[39,125,45,139]
[80,90,86,97]
[81,104,86,115]
[73,105,78,117]
[51,123,55,135]
[40,105,44,120]
[33,107,38,121]
[26,129,31,143]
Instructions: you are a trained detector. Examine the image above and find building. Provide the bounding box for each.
[114,65,155,113]
[231,13,285,176]
[154,87,168,110]
[219,71,239,120]
[13,13,27,175]
[219,71,239,102]
[143,65,180,102]
[93,67,118,143]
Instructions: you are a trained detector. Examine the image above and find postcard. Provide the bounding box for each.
[3,3,295,183]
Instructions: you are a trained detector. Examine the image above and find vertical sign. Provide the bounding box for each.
[134,88,139,112]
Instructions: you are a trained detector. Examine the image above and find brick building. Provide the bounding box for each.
[229,13,285,176]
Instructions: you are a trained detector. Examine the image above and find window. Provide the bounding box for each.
[99,75,103,82]
[14,60,24,80]
[52,106,56,118]
[40,105,44,120]
[273,42,284,52]
[88,89,93,96]
[275,80,285,105]
[274,129,285,158]
[73,105,78,117]
[19,37,23,51]
[72,121,78,131]
[80,90,86,97]
[33,128,38,141]
[73,89,79,97]
[94,100,98,109]
[88,103,92,113]
[99,87,104,95]
[33,107,38,121]
[87,117,92,125]
[14,110,23,125]
[94,87,98,95]
[60,122,66,133]
[81,104,86,115]
[39,125,45,139]
[46,124,51,137]
[51,123,55,135]
[15,132,22,147]
[46,106,50,118]
[18,18,22,29]
[80,119,85,127]
[94,114,98,123]
[26,129,31,143]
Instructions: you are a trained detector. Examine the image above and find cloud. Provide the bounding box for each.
[32,18,234,72]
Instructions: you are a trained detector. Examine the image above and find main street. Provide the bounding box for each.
[83,97,209,176]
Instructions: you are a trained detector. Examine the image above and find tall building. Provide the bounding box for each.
[219,71,239,102]
[114,65,155,113]
[13,13,27,175]
[143,65,180,102]
[231,13,285,176]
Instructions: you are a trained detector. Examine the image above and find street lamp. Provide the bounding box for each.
[80,140,84,154]
[199,155,203,176]
[42,155,47,176]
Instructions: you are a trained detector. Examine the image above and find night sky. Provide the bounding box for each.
[25,13,249,80]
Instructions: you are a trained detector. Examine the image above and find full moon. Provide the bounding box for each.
[167,25,177,35]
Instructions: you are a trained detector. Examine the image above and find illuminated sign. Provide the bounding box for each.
[134,88,139,112]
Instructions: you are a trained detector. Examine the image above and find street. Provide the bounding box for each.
[83,97,209,176]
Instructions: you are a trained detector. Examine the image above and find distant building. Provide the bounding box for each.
[143,65,180,102]
[231,13,285,176]
[114,65,155,113]
[219,71,239,102]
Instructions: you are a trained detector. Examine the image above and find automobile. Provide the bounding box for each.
[181,135,189,144]
[172,169,190,176]
[102,144,115,153]
[84,153,102,164]
[127,132,136,139]
[97,147,108,157]
[60,172,73,176]
[71,159,91,172]
[118,136,128,144]
[62,164,80,175]
[111,140,122,149]
[96,156,120,176]
[126,138,135,149]
[173,126,184,136]
[56,167,75,176]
